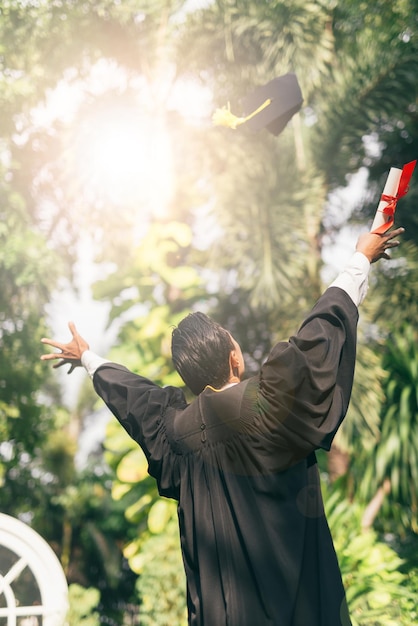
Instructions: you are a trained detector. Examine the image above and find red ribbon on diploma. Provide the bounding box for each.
[372,159,417,234]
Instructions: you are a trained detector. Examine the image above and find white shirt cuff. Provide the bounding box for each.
[329,251,371,306]
[81,350,110,379]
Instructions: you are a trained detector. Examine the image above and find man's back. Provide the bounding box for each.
[169,382,350,626]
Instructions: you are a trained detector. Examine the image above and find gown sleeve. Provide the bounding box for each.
[257,286,358,455]
[92,363,187,497]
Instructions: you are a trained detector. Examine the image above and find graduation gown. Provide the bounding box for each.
[93,286,356,626]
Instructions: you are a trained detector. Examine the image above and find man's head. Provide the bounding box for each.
[171,312,241,395]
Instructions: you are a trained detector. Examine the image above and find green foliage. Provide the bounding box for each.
[397,534,418,624]
[67,583,100,626]
[93,220,204,390]
[335,341,385,454]
[314,0,418,187]
[94,221,203,319]
[378,327,418,502]
[105,419,186,622]
[133,518,187,626]
[0,192,62,515]
[371,242,418,329]
[199,127,324,311]
[346,243,418,533]
[325,487,416,626]
[356,326,418,532]
[37,453,140,622]
[104,419,162,535]
[180,0,334,95]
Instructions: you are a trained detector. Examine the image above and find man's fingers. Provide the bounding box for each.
[52,359,70,370]
[380,226,404,256]
[41,338,64,350]
[385,227,405,239]
[51,360,77,374]
[41,321,77,349]
[40,352,62,361]
[68,321,77,336]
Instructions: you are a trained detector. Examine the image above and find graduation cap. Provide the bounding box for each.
[212,73,303,136]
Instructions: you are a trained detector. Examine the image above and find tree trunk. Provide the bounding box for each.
[361,479,391,531]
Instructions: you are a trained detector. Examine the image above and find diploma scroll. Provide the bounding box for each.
[370,168,402,232]
[371,160,417,234]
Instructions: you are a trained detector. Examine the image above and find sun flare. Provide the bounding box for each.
[71,105,174,216]
[34,62,213,228]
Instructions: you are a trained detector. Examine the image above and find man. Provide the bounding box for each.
[41,227,403,626]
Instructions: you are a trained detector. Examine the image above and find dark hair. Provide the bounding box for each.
[171,312,234,395]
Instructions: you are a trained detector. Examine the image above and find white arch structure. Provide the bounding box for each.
[0,513,68,625]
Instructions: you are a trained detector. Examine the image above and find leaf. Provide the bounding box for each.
[147,499,172,534]
[110,483,131,501]
[105,419,137,453]
[116,448,149,483]
[125,494,153,523]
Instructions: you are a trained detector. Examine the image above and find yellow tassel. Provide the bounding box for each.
[212,103,244,129]
[212,98,272,130]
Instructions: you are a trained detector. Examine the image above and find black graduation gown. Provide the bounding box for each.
[93,286,356,626]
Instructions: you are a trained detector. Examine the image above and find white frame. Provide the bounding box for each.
[0,514,68,625]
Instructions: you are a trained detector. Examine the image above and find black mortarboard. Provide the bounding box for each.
[241,74,303,135]
[212,73,303,137]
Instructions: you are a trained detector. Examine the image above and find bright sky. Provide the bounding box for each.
[34,57,213,412]
[32,58,212,217]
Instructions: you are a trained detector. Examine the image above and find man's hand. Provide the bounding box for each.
[40,321,90,374]
[356,227,405,263]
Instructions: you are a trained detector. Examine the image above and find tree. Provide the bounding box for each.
[353,243,418,534]
[0,2,200,622]
[0,181,61,514]
[104,419,187,626]
[325,484,416,626]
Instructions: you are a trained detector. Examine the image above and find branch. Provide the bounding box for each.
[361,478,391,531]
